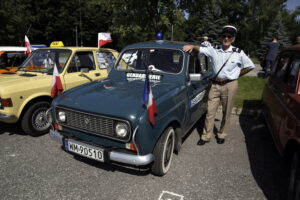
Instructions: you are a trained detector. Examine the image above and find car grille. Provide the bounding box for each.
[56,107,130,142]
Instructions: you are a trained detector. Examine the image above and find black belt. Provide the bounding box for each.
[210,78,235,85]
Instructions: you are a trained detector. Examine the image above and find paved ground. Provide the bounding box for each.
[247,64,264,77]
[0,112,290,200]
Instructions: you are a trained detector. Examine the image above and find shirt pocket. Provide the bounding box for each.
[227,58,241,71]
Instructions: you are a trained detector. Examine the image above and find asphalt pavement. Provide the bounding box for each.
[0,64,290,200]
[0,112,290,200]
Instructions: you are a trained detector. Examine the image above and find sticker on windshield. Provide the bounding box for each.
[126,72,161,82]
[189,91,206,108]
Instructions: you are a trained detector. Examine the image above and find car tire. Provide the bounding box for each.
[21,101,51,136]
[151,127,175,176]
[288,151,300,200]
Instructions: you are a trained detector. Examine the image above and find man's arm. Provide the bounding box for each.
[183,45,200,53]
[239,67,253,77]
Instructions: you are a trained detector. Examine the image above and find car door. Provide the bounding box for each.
[277,52,300,151]
[186,52,211,128]
[265,51,296,151]
[63,51,114,90]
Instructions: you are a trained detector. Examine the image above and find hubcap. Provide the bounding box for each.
[32,107,50,131]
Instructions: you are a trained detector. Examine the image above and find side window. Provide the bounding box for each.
[275,54,291,81]
[287,55,300,91]
[68,52,95,73]
[96,52,116,72]
[188,52,208,74]
[7,52,27,67]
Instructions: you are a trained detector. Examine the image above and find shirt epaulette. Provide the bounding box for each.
[232,47,242,53]
[214,45,222,49]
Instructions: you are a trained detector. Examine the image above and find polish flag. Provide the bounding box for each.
[98,32,112,47]
[143,70,157,126]
[51,64,64,98]
[24,35,32,56]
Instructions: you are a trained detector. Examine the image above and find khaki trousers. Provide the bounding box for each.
[201,80,238,141]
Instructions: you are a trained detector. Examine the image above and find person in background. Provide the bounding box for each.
[264,36,280,77]
[183,25,255,145]
[201,36,211,47]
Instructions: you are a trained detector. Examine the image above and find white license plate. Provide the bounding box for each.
[65,139,104,162]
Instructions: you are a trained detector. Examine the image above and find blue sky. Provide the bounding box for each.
[285,0,300,10]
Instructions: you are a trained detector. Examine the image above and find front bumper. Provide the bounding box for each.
[0,113,18,123]
[49,129,154,166]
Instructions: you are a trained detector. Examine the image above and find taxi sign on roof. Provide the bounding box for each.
[50,41,64,47]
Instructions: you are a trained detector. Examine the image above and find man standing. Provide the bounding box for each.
[183,25,255,145]
[201,36,211,47]
[264,36,280,77]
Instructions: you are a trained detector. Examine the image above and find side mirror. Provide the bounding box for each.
[80,68,89,73]
[189,73,202,81]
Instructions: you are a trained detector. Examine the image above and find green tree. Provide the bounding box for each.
[258,11,292,60]
[104,0,185,49]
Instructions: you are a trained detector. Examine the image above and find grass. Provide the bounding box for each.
[234,76,267,109]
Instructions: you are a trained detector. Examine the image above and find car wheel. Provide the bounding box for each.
[288,151,300,200]
[21,101,51,136]
[151,127,175,176]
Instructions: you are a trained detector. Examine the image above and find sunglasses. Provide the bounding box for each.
[222,34,234,39]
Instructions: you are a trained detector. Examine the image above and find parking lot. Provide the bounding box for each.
[0,113,290,200]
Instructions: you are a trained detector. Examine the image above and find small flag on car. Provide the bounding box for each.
[98,32,113,47]
[51,64,64,99]
[24,35,32,56]
[143,69,157,126]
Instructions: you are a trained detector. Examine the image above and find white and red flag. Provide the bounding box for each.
[51,64,64,98]
[24,35,32,56]
[143,70,157,126]
[98,32,112,47]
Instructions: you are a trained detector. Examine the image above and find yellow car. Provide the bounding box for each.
[0,45,118,136]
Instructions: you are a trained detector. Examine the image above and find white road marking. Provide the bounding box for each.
[158,190,184,200]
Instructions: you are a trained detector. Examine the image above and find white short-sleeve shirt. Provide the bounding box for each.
[200,45,255,80]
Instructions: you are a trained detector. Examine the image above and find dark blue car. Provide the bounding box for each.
[50,40,212,176]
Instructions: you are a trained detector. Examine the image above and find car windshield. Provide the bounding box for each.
[18,49,72,74]
[115,48,183,73]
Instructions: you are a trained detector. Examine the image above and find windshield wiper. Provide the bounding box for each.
[19,73,37,77]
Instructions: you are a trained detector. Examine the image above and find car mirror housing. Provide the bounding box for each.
[189,73,202,81]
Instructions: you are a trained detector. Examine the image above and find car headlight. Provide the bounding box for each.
[115,122,129,138]
[58,111,66,122]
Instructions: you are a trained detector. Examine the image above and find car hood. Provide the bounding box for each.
[54,78,180,121]
[0,72,51,93]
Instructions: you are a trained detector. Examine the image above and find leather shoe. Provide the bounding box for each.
[197,139,209,145]
[216,137,225,144]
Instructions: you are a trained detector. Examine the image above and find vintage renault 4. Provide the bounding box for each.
[0,43,118,136]
[50,40,212,176]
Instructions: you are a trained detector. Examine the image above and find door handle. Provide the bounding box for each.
[95,73,101,76]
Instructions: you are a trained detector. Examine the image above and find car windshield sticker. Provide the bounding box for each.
[189,91,206,108]
[126,72,161,82]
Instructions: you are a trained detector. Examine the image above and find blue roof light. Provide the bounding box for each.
[155,32,163,40]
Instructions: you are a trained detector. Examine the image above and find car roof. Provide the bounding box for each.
[0,46,27,52]
[39,46,118,53]
[282,44,300,52]
[123,40,199,50]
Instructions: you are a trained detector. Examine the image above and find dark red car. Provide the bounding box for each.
[262,45,300,200]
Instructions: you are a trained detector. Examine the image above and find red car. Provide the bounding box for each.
[262,45,300,200]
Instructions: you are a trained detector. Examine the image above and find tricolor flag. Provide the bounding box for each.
[24,35,32,56]
[51,64,64,98]
[98,32,112,47]
[143,70,157,126]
